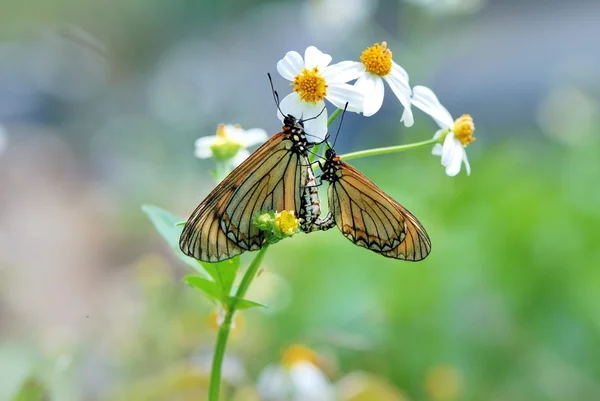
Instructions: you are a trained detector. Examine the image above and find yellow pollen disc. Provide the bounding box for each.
[453,114,476,146]
[211,124,243,160]
[282,344,319,369]
[292,68,328,104]
[274,210,299,237]
[360,41,393,76]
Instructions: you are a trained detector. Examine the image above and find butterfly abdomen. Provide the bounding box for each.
[299,166,322,231]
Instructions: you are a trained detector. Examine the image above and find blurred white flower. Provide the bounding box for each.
[302,0,377,41]
[333,42,413,125]
[257,344,336,401]
[411,86,475,176]
[277,46,364,141]
[195,123,268,166]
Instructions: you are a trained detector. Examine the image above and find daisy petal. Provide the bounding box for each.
[194,136,216,158]
[302,101,328,141]
[355,73,384,117]
[401,107,414,127]
[277,51,304,81]
[230,149,250,167]
[412,85,454,129]
[278,92,305,121]
[463,153,471,175]
[326,82,364,113]
[240,128,268,146]
[432,143,443,156]
[383,73,413,127]
[324,61,365,83]
[441,134,461,168]
[391,61,409,81]
[304,46,332,71]
[445,147,464,177]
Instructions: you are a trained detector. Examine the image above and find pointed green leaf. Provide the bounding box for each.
[229,297,266,310]
[204,258,240,297]
[142,205,209,277]
[182,275,223,303]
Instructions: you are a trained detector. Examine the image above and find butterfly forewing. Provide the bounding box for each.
[180,126,317,262]
[222,144,306,249]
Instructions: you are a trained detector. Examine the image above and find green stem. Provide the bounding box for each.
[309,108,343,163]
[339,137,439,161]
[208,245,269,401]
[328,108,342,126]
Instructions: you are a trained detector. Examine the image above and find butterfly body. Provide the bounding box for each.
[304,147,431,261]
[180,115,322,262]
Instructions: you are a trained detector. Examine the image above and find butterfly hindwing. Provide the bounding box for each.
[331,161,431,260]
[304,148,431,261]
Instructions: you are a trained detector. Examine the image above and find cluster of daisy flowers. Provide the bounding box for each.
[195,42,475,177]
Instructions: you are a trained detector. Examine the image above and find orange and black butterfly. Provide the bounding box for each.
[179,113,323,262]
[302,146,431,261]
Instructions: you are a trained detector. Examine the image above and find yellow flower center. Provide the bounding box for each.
[274,210,299,237]
[282,344,319,369]
[292,68,328,104]
[452,114,476,146]
[425,365,463,401]
[360,41,393,76]
[210,123,243,160]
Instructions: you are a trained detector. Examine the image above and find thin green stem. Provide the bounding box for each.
[208,245,269,401]
[339,137,439,161]
[309,108,343,163]
[328,108,342,127]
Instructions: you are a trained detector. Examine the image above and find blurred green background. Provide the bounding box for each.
[1,0,599,400]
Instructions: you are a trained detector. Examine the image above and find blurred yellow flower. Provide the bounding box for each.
[282,344,320,369]
[337,371,409,401]
[424,364,463,401]
[257,343,335,401]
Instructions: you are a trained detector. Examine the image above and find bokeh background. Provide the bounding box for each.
[1,0,599,400]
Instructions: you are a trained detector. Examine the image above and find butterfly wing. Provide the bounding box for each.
[180,132,310,262]
[327,161,431,261]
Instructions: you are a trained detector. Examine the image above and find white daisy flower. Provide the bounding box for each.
[277,46,364,141]
[194,123,268,166]
[332,42,413,125]
[411,85,475,177]
[257,344,336,401]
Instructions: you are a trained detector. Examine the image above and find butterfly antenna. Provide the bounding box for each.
[306,147,325,160]
[299,104,327,124]
[331,102,348,149]
[267,73,285,118]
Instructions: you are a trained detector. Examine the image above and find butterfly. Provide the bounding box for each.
[303,146,431,261]
[179,113,323,262]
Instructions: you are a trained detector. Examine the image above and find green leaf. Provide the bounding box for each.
[141,204,209,277]
[229,297,266,310]
[204,258,240,298]
[174,220,186,226]
[12,378,47,401]
[182,275,223,303]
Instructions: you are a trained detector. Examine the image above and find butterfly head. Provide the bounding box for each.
[325,147,337,161]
